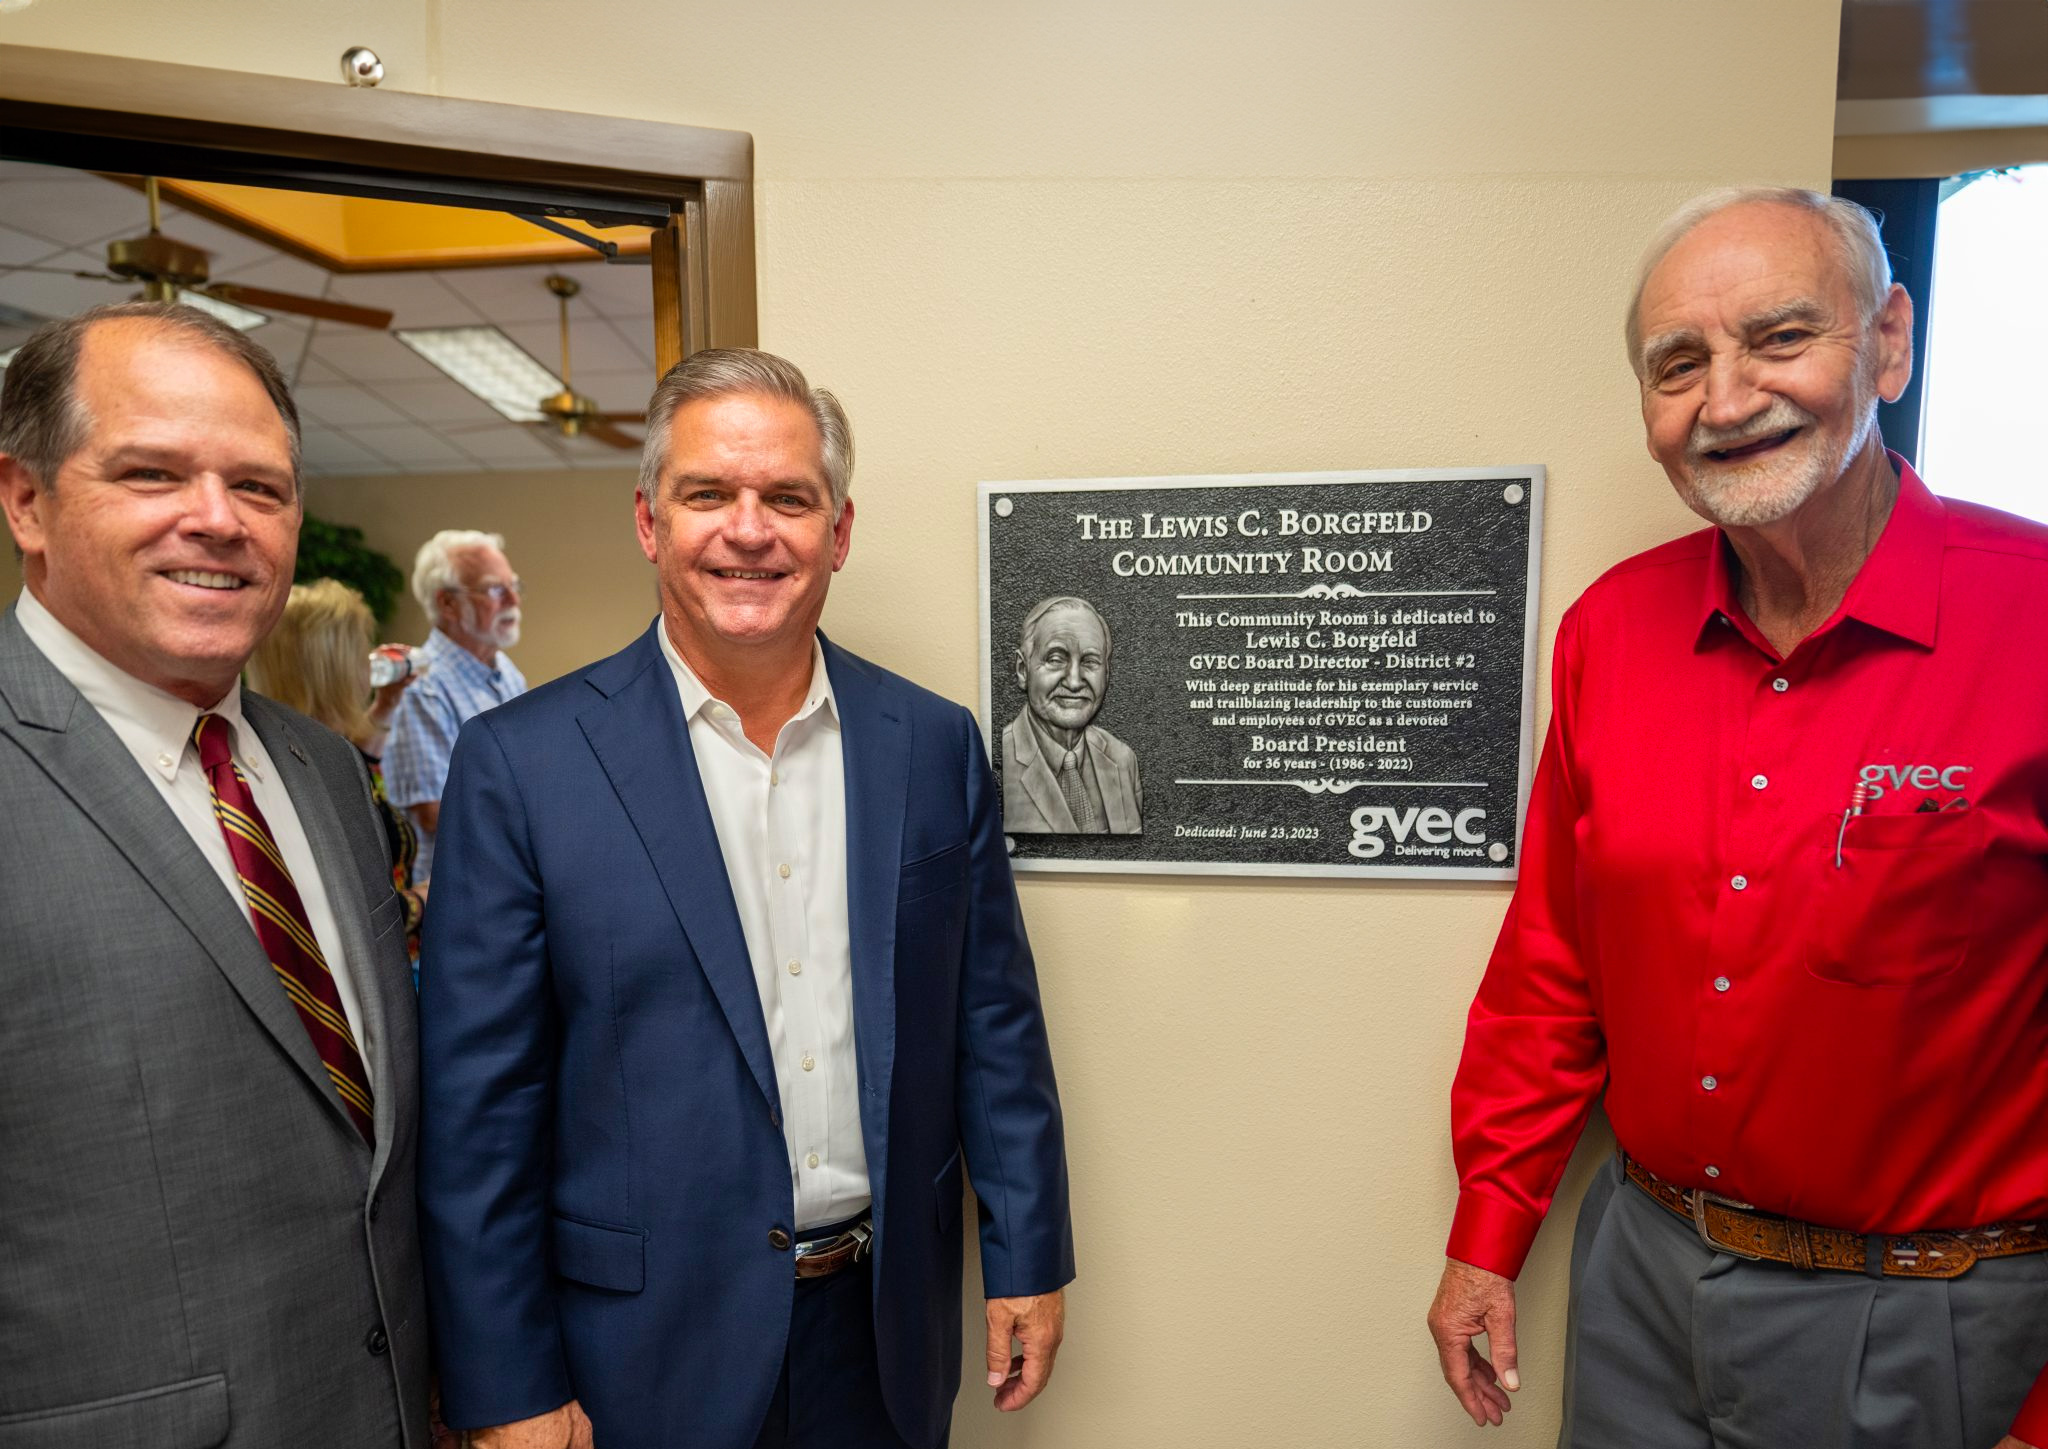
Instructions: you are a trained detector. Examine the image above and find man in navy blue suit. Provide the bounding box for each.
[417,349,1075,1449]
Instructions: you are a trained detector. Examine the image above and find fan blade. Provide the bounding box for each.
[595,411,646,423]
[202,285,393,330]
[0,265,122,282]
[587,421,644,451]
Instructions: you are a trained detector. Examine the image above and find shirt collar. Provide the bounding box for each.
[13,586,250,784]
[1695,450,1943,654]
[423,626,512,686]
[656,623,838,733]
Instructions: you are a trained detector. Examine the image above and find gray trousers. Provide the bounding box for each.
[1558,1157,2048,1449]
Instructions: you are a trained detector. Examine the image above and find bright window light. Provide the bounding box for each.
[1920,168,2048,523]
[395,325,559,422]
[176,288,270,331]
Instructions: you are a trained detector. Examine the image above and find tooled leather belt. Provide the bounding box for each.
[792,1219,874,1280]
[1621,1151,2048,1280]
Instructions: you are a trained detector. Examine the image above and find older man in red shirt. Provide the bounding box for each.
[1427,188,2048,1449]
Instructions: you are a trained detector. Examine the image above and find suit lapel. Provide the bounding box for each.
[245,695,389,1157]
[1015,719,1080,832]
[824,638,905,1199]
[1088,730,1141,833]
[0,612,348,1130]
[579,624,780,1116]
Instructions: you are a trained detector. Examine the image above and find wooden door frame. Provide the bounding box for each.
[0,44,755,371]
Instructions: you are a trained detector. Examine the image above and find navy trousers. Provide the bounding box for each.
[750,1252,924,1449]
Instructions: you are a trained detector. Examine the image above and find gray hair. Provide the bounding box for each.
[1017,595,1112,661]
[636,348,853,517]
[1625,187,1893,376]
[0,300,302,484]
[411,529,507,613]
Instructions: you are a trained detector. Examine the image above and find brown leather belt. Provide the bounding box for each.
[792,1219,873,1280]
[1621,1152,2048,1280]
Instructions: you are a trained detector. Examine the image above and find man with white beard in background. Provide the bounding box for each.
[1427,188,2048,1449]
[383,528,528,880]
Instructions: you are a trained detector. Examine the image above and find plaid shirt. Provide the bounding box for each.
[382,628,527,880]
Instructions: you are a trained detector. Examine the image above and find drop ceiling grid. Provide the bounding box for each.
[0,161,657,479]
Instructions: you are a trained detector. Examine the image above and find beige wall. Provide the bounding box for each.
[3,2,1847,1444]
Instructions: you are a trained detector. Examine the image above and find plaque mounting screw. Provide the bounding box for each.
[994,497,1014,517]
[1488,842,1509,862]
[341,47,385,87]
[1502,484,1525,505]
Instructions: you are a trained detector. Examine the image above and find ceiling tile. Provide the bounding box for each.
[347,424,479,470]
[0,223,70,271]
[301,428,397,478]
[504,317,646,378]
[309,329,447,384]
[576,369,655,414]
[566,261,657,322]
[0,170,146,249]
[448,425,571,467]
[367,376,504,425]
[437,262,586,324]
[328,272,487,329]
[295,383,416,429]
[213,252,332,297]
[0,251,129,316]
[602,314,658,369]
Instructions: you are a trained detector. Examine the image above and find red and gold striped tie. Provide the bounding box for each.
[192,714,375,1144]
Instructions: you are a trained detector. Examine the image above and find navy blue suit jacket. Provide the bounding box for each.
[417,623,1074,1449]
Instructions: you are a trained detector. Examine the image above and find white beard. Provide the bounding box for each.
[1678,379,1878,530]
[489,609,522,650]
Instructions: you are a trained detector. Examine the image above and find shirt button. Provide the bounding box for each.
[806,1152,820,1169]
[787,959,802,976]
[1750,774,1768,790]
[771,770,780,786]
[157,752,174,770]
[1771,678,1789,693]
[1704,1165,1721,1179]
[778,863,792,879]
[1730,875,1748,891]
[1713,976,1731,992]
[801,1053,815,1072]
[1701,1075,1718,1091]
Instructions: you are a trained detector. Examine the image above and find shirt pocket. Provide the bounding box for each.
[1804,808,1983,987]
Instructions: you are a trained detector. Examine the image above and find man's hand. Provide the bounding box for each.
[984,1289,1065,1411]
[1993,1437,2038,1449]
[1427,1258,1519,1427]
[464,1401,594,1449]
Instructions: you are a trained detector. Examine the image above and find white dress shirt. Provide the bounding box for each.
[657,623,869,1230]
[14,588,374,1067]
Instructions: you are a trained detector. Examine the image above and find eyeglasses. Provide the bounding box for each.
[448,578,524,604]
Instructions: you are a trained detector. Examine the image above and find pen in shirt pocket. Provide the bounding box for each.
[1834,780,1873,869]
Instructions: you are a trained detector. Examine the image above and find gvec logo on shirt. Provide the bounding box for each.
[1348,804,1487,859]
[1857,762,1972,801]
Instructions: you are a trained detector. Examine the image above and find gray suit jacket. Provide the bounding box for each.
[1001,708,1143,834]
[0,607,429,1449]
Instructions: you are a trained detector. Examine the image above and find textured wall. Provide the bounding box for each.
[1,2,1845,1443]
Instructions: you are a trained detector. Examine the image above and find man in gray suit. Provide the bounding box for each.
[0,302,429,1446]
[1001,595,1142,834]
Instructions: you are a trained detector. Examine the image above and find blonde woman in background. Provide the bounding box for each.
[249,578,427,958]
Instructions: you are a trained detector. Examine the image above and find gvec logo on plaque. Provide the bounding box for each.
[978,468,1543,880]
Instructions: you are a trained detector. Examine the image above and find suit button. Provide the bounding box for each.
[365,1325,388,1356]
[768,1228,792,1251]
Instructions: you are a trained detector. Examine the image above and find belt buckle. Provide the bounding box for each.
[1690,1187,1764,1260]
[848,1221,873,1263]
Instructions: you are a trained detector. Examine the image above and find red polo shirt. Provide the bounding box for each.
[1448,460,2048,1439]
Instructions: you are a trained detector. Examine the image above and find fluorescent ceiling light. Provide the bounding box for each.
[395,325,559,421]
[0,347,17,369]
[176,288,270,331]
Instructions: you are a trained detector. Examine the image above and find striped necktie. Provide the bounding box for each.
[192,714,375,1144]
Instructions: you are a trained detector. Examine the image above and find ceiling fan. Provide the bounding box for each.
[532,274,643,450]
[0,177,393,330]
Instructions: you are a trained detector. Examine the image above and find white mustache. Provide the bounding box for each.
[1687,399,1818,462]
